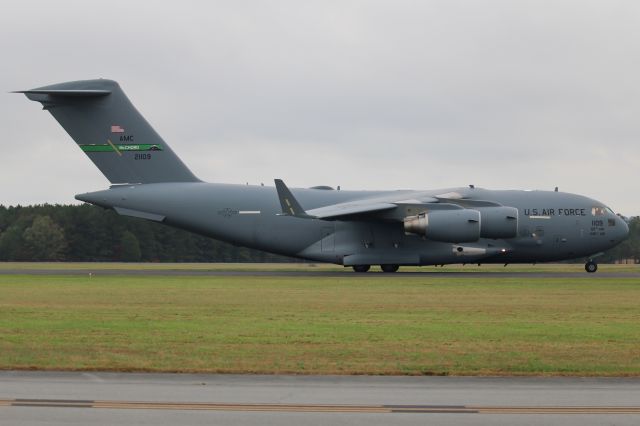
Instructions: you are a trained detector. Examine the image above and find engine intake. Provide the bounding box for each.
[404,209,481,242]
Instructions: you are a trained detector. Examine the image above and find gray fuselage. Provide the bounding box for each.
[77,183,629,266]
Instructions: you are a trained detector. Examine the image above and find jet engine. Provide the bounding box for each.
[403,209,481,242]
[477,206,518,239]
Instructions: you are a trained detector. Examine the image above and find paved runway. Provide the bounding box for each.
[1,268,639,278]
[1,372,639,425]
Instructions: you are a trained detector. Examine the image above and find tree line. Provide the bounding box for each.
[0,204,638,263]
[0,204,294,262]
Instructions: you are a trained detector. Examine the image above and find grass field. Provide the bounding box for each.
[1,264,639,376]
[0,261,639,273]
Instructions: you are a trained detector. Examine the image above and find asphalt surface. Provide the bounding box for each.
[1,268,639,278]
[1,372,639,425]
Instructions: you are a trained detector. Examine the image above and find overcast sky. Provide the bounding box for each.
[1,0,639,213]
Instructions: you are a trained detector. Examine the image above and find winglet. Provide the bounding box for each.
[274,179,313,218]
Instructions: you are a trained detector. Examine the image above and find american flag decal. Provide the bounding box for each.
[111,125,125,133]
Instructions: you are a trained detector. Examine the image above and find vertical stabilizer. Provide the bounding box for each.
[17,79,199,184]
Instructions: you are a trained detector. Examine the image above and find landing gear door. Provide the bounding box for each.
[321,226,335,252]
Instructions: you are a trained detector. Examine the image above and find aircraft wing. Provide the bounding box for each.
[436,197,501,208]
[306,201,399,219]
[274,179,442,220]
[274,180,504,221]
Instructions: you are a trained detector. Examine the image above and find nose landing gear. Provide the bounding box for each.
[585,260,598,273]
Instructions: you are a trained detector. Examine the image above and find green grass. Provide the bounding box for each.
[1,272,639,375]
[0,261,638,273]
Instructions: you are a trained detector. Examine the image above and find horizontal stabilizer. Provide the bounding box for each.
[13,89,111,97]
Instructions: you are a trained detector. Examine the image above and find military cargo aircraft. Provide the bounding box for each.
[17,79,629,273]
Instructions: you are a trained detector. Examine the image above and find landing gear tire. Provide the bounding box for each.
[585,261,598,273]
[353,265,370,273]
[380,264,400,273]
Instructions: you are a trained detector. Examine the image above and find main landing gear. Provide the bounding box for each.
[352,264,400,273]
[585,260,598,273]
[380,264,400,273]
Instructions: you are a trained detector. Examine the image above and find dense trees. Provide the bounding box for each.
[119,230,141,262]
[600,216,640,263]
[22,215,67,261]
[0,204,295,262]
[0,204,637,263]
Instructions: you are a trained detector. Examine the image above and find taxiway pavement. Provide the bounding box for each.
[1,372,639,426]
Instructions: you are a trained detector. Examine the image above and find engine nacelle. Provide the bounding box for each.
[404,209,481,242]
[478,206,518,239]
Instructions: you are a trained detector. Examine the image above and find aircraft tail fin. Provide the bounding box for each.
[17,79,200,184]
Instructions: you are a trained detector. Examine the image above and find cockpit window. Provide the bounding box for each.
[605,207,615,215]
[592,207,605,216]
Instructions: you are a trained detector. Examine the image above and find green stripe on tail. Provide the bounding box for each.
[80,144,163,152]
